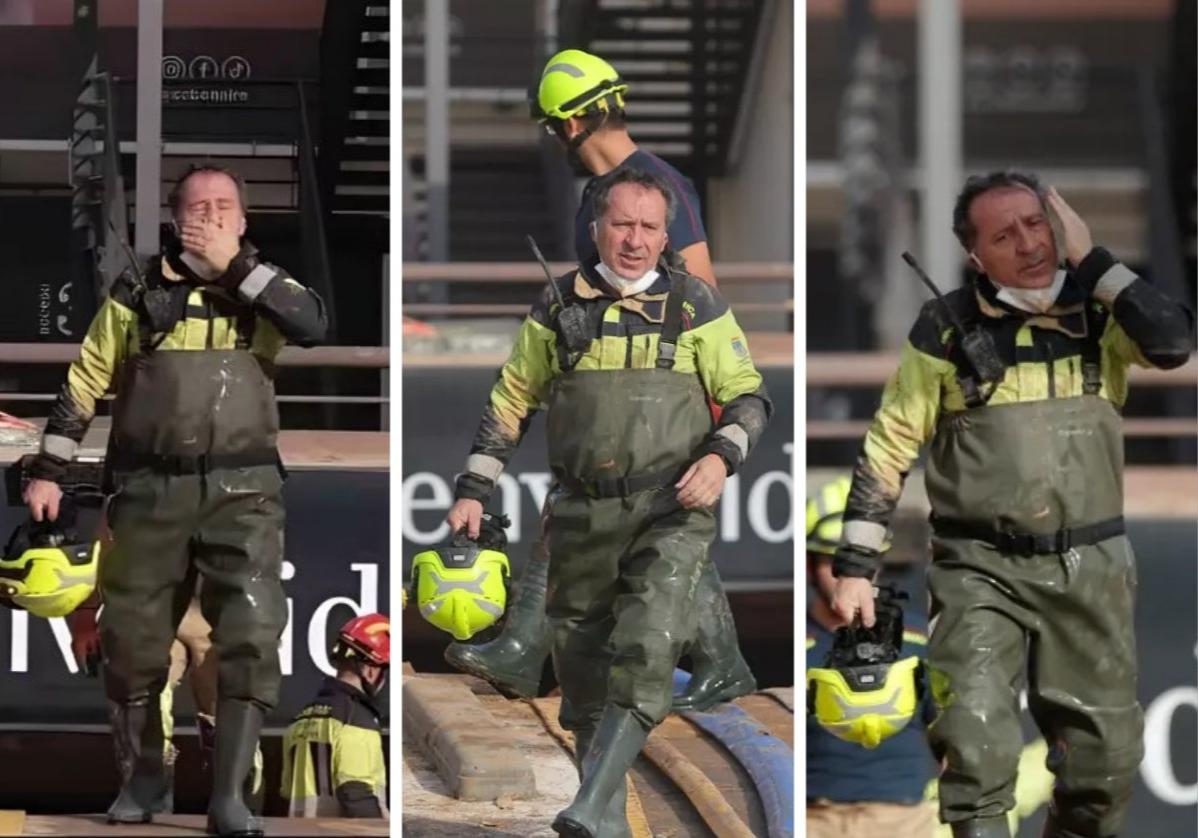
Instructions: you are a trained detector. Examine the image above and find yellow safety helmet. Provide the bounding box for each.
[807,585,919,749]
[0,516,99,619]
[531,49,629,123]
[807,656,921,749]
[806,476,891,556]
[410,514,512,641]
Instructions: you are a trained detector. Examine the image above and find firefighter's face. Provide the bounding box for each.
[968,185,1058,289]
[593,182,669,280]
[174,171,246,237]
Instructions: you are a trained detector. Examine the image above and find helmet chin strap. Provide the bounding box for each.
[561,107,611,159]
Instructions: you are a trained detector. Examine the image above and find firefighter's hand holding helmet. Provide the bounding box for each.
[24,479,63,523]
[446,498,483,539]
[832,576,877,628]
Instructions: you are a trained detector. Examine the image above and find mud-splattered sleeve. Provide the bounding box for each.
[835,304,952,577]
[454,292,558,504]
[1073,247,1193,371]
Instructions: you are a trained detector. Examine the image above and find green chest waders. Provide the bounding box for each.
[922,395,1143,837]
[546,305,717,838]
[101,339,286,836]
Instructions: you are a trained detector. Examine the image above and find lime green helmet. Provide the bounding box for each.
[807,656,921,749]
[807,586,919,749]
[806,476,891,556]
[531,49,629,123]
[0,515,99,619]
[410,514,512,641]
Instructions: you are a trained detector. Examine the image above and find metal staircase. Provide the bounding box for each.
[562,0,768,202]
[318,0,390,216]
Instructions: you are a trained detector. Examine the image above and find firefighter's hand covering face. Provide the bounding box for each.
[175,170,246,275]
[592,182,669,281]
[1045,186,1094,268]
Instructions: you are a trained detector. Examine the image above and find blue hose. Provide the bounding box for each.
[673,669,794,838]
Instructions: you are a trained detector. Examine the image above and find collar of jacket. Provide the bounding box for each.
[972,271,1091,338]
[162,240,259,285]
[317,675,383,720]
[574,257,673,302]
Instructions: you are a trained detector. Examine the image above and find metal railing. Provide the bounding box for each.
[808,351,1196,441]
[402,261,794,320]
[0,345,389,408]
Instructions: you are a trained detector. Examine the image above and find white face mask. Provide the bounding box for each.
[594,260,659,297]
[993,269,1067,314]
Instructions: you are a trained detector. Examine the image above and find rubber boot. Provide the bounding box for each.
[1040,812,1108,838]
[206,699,266,837]
[951,817,1011,838]
[444,546,552,697]
[671,560,756,712]
[200,712,263,816]
[106,698,172,824]
[553,708,648,838]
[572,730,632,838]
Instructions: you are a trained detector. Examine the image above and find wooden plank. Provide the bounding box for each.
[0,812,23,838]
[0,428,388,471]
[19,814,388,836]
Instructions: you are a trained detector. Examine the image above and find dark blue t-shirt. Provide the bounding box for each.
[574,149,707,266]
[806,573,938,804]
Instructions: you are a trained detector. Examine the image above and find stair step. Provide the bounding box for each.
[335,184,389,196]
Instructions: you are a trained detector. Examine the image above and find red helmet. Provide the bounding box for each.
[335,612,390,667]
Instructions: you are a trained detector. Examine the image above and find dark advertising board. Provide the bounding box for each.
[400,366,795,589]
[0,469,389,729]
[0,27,319,140]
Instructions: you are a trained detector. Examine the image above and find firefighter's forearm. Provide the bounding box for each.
[236,263,329,347]
[1075,247,1193,369]
[701,388,771,474]
[454,405,528,503]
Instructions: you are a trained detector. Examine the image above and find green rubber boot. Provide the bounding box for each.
[553,709,648,838]
[444,545,552,697]
[671,560,756,712]
[106,698,172,824]
[951,817,1011,838]
[206,699,265,837]
[572,729,632,838]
